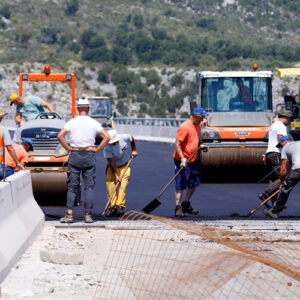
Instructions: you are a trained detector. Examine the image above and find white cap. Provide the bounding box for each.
[77,97,90,107]
[108,129,120,144]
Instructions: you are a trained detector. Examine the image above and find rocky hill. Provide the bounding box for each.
[0,0,299,117]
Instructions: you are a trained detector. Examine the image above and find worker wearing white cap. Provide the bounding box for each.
[58,97,110,223]
[103,129,138,217]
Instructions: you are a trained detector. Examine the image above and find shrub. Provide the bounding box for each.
[170,73,184,87]
[65,0,79,16]
[97,69,109,83]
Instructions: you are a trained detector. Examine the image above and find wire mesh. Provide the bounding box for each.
[94,211,300,299]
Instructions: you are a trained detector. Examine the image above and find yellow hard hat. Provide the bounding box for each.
[10,93,19,106]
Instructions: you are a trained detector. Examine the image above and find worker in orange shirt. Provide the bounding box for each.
[0,138,33,179]
[173,107,208,217]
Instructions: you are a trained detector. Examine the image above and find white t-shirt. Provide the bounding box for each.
[266,120,287,154]
[103,134,132,167]
[281,141,300,170]
[64,116,103,148]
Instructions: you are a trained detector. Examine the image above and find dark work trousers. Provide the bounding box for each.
[272,169,300,213]
[263,152,281,203]
[66,151,96,214]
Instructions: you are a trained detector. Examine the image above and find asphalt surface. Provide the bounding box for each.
[42,141,300,220]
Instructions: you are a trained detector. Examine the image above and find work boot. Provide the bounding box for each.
[175,205,184,217]
[182,201,198,215]
[108,209,117,217]
[60,214,74,223]
[115,206,124,217]
[263,209,279,219]
[84,213,94,223]
[258,193,271,209]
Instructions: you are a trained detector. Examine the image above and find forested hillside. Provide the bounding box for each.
[0,0,299,117]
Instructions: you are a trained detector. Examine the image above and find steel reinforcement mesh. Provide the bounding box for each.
[94,211,300,299]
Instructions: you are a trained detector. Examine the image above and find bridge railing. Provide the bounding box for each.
[114,118,185,127]
[3,114,186,143]
[113,118,185,143]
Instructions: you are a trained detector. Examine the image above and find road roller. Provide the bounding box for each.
[14,65,77,204]
[194,66,273,182]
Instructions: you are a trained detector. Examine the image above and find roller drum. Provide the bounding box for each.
[31,172,67,204]
[199,147,267,183]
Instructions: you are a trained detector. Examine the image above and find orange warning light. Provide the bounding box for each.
[44,65,51,74]
[253,63,258,71]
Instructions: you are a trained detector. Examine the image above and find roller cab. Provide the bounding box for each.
[195,69,273,182]
[87,96,115,128]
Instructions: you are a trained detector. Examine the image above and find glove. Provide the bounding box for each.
[200,144,209,152]
[180,158,187,168]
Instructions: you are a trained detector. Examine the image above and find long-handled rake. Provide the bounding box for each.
[142,144,206,214]
[102,157,134,216]
[230,189,280,217]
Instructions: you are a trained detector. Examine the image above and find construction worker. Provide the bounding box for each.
[0,107,25,180]
[10,93,55,121]
[258,109,292,207]
[264,137,300,218]
[0,139,33,178]
[230,79,254,110]
[15,112,25,127]
[104,129,137,217]
[58,98,110,223]
[174,107,208,217]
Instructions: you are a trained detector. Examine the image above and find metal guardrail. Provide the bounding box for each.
[3,114,185,128]
[113,118,185,127]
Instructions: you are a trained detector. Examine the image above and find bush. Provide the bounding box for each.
[0,5,11,19]
[69,42,80,54]
[65,0,79,16]
[139,103,147,114]
[133,15,144,29]
[142,69,161,87]
[116,100,129,115]
[111,68,133,85]
[97,69,109,83]
[82,46,110,62]
[170,73,184,87]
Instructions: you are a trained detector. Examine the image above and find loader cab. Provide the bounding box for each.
[197,71,273,113]
[88,96,114,128]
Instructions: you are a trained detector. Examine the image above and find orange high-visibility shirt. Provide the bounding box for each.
[4,144,28,169]
[173,119,201,163]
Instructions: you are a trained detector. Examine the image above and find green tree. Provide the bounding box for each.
[65,0,79,16]
[97,69,109,83]
[133,15,144,29]
[116,100,129,115]
[0,5,11,19]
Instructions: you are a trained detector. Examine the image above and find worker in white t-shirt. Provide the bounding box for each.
[258,109,292,207]
[58,98,110,223]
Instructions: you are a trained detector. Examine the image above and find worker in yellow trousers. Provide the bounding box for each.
[104,130,137,217]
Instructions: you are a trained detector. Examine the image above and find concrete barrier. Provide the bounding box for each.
[0,170,44,284]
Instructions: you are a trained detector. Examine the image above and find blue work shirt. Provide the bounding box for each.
[16,95,45,121]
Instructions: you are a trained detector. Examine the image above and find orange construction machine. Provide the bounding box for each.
[14,65,77,202]
[194,65,273,182]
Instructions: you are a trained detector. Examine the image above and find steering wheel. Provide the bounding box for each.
[35,112,61,120]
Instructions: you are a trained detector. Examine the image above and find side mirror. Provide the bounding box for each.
[113,112,117,118]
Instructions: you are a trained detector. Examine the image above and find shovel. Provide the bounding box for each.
[142,144,207,214]
[102,157,134,216]
[230,189,280,217]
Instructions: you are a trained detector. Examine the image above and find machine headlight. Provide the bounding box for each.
[208,131,217,138]
[54,144,69,158]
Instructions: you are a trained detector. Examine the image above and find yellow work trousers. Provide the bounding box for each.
[106,164,131,211]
